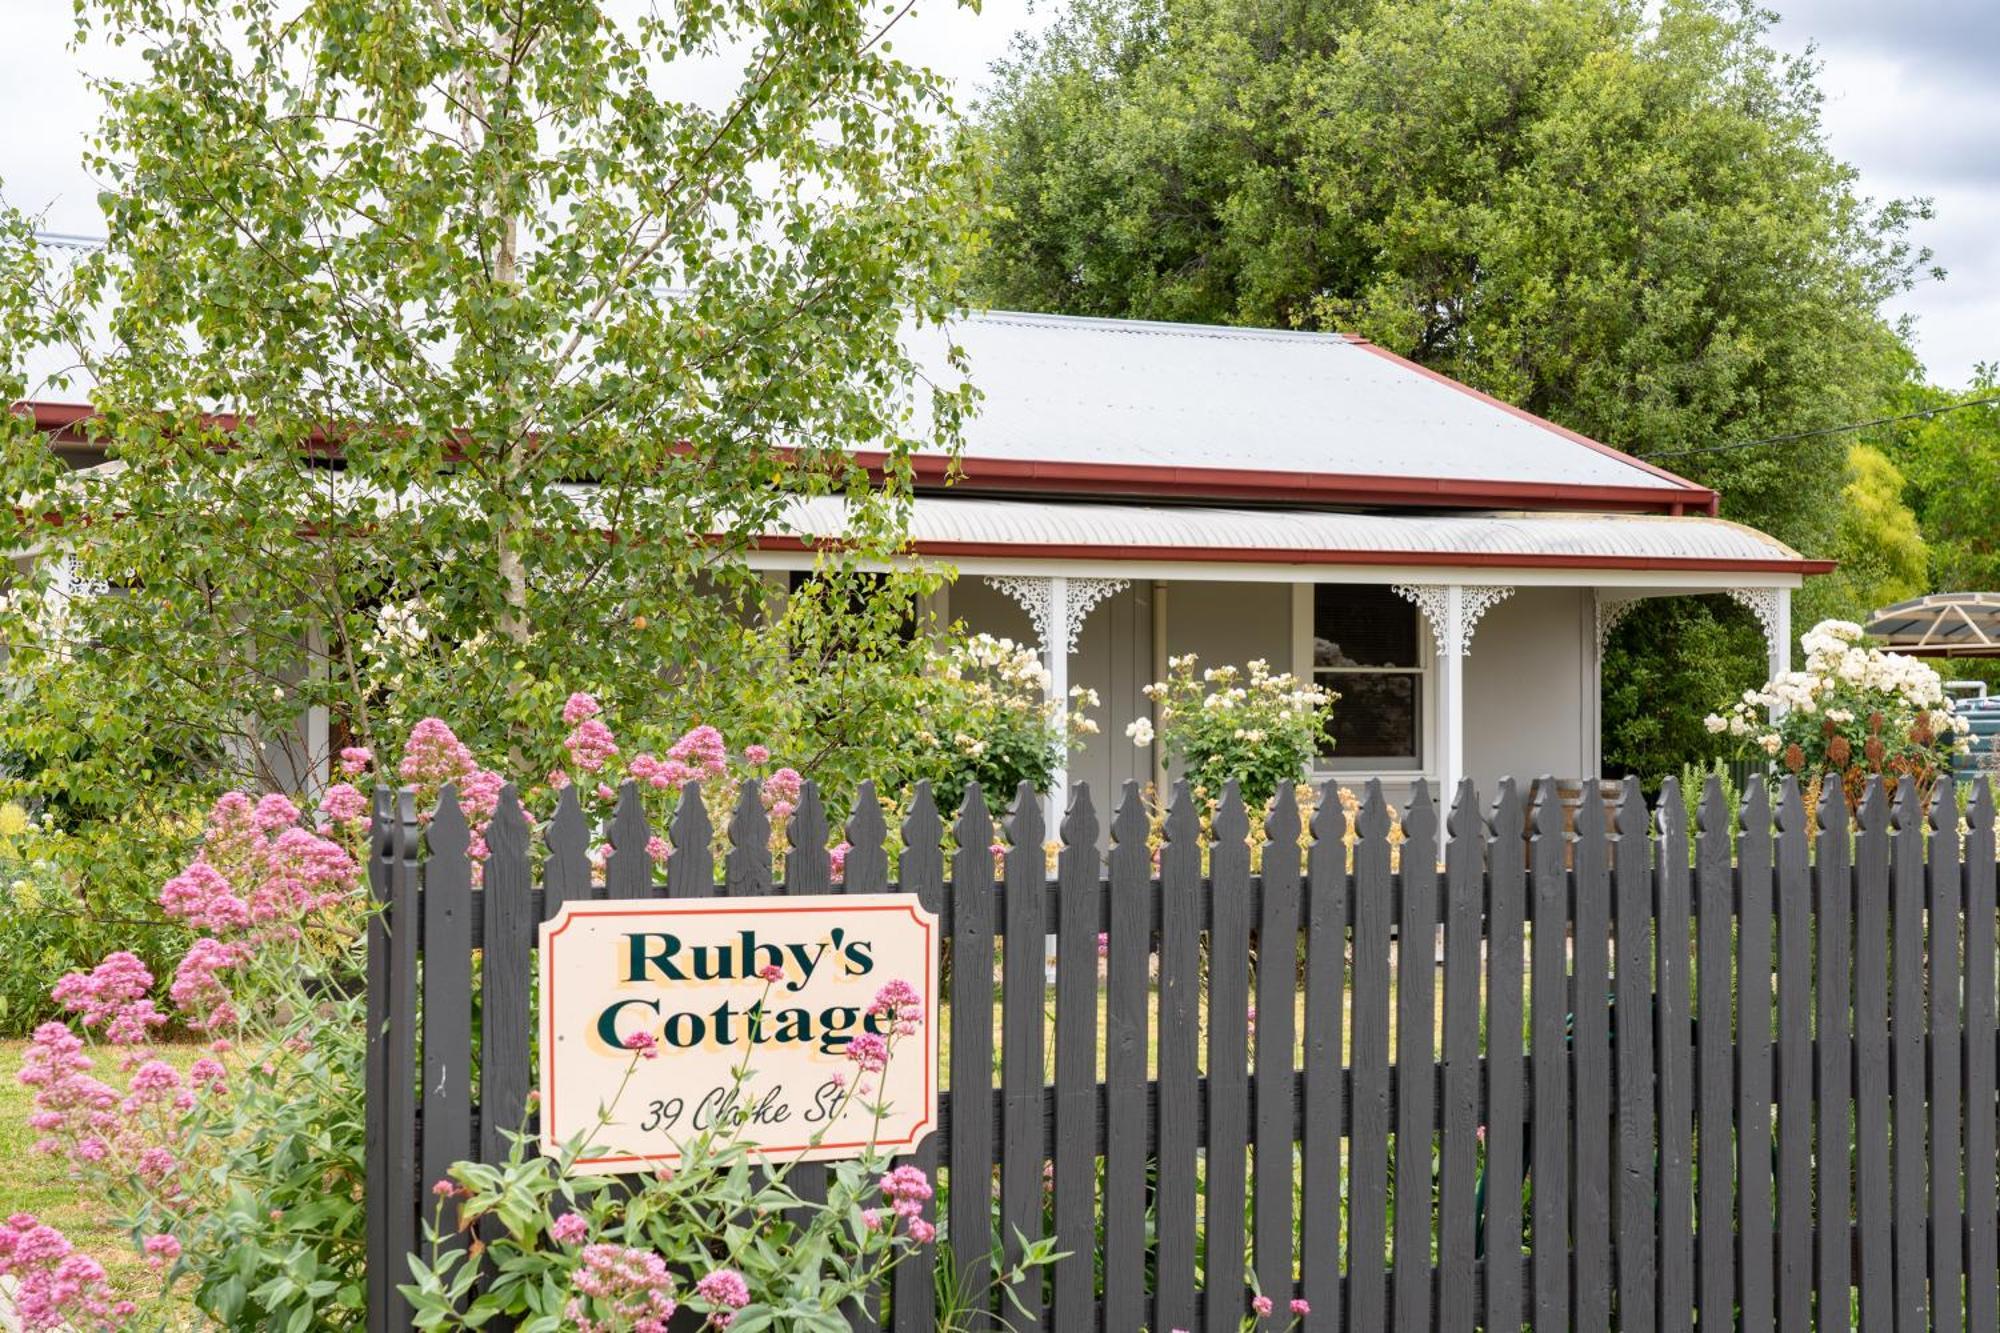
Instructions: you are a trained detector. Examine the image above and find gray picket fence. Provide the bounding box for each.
[365,771,2000,1332]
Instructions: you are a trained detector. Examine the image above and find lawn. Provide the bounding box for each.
[0,1039,204,1306]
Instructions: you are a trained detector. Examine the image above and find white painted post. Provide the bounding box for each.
[1771,585,1792,681]
[1046,574,1069,831]
[1440,584,1465,801]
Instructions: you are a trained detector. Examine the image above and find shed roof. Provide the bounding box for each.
[1864,592,2000,657]
[889,312,1715,514]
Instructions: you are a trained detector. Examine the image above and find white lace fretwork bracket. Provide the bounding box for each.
[1391,584,1515,658]
[983,576,1130,655]
[1725,587,1786,664]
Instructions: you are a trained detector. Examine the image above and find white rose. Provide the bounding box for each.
[1125,717,1155,747]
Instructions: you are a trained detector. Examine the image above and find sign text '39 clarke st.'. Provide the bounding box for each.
[538,894,939,1175]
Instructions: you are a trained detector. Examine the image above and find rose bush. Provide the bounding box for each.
[1128,655,1334,809]
[904,634,1096,800]
[1705,619,1969,807]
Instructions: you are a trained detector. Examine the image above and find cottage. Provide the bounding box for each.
[14,273,1825,801]
[752,310,1826,808]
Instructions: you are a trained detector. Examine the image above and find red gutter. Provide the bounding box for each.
[753,535,1833,576]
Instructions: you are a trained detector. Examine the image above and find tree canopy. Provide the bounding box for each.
[971,0,1939,779]
[0,0,979,808]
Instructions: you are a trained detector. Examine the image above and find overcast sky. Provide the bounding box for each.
[1,0,1990,388]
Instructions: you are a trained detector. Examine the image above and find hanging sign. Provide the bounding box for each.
[537,894,938,1176]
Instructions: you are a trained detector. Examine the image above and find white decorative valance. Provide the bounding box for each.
[984,575,1130,655]
[1391,583,1515,659]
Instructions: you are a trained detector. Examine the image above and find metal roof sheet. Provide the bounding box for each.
[774,494,1817,571]
[908,311,1702,495]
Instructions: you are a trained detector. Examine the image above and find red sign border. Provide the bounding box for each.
[539,897,939,1170]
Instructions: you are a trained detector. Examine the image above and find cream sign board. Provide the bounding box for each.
[537,895,938,1175]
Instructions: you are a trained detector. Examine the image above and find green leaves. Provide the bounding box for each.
[2,0,982,799]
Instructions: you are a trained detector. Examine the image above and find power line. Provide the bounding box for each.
[1646,393,2000,461]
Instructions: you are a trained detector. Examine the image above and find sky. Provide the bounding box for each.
[0,0,1991,388]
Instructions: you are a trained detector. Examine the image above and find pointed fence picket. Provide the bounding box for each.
[365,772,2000,1331]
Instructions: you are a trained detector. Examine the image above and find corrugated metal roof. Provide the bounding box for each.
[908,311,1701,494]
[773,494,1817,570]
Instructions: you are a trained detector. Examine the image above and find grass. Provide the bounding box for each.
[0,1039,204,1306]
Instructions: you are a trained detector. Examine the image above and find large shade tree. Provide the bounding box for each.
[971,0,1933,781]
[0,0,979,808]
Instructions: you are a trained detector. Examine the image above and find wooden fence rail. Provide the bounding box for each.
[367,772,2000,1332]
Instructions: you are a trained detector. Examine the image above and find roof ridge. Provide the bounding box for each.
[960,308,1360,346]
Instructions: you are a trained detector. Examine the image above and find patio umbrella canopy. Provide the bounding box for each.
[1865,591,2000,657]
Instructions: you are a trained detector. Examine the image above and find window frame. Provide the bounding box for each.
[1295,583,1434,775]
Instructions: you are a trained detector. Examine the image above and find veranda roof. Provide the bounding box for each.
[1864,592,2000,657]
[764,494,1829,580]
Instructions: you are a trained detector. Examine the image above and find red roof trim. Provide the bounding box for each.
[1340,338,1720,508]
[755,534,1831,576]
[860,451,1711,515]
[20,395,1722,516]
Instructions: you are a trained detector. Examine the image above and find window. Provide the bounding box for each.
[1312,584,1425,766]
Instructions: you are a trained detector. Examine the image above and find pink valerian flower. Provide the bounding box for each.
[563,692,602,726]
[742,744,770,765]
[628,752,696,792]
[50,953,166,1047]
[860,1208,881,1232]
[907,1217,936,1244]
[143,1232,181,1270]
[0,1214,129,1330]
[645,836,672,865]
[399,718,479,791]
[189,1057,227,1096]
[549,1212,590,1244]
[694,1268,751,1311]
[170,938,248,1032]
[623,1031,659,1059]
[567,1244,678,1333]
[1252,1294,1274,1317]
[757,964,785,984]
[845,1032,888,1073]
[1097,931,1109,958]
[564,718,620,773]
[668,725,729,782]
[318,782,368,826]
[16,1023,118,1161]
[760,766,803,815]
[158,861,250,933]
[828,840,850,882]
[1290,1299,1312,1316]
[868,979,923,1035]
[595,783,617,804]
[337,745,374,777]
[251,793,302,836]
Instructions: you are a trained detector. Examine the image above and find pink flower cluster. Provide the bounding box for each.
[549,1212,590,1245]
[565,1243,679,1333]
[50,953,166,1047]
[868,979,922,1036]
[694,1267,751,1325]
[318,781,368,828]
[844,1032,888,1073]
[0,1214,132,1330]
[337,745,374,777]
[17,1023,116,1163]
[866,1164,936,1244]
[565,719,619,773]
[762,766,803,823]
[395,719,507,858]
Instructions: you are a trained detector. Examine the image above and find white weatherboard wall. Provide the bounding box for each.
[1462,587,1593,794]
